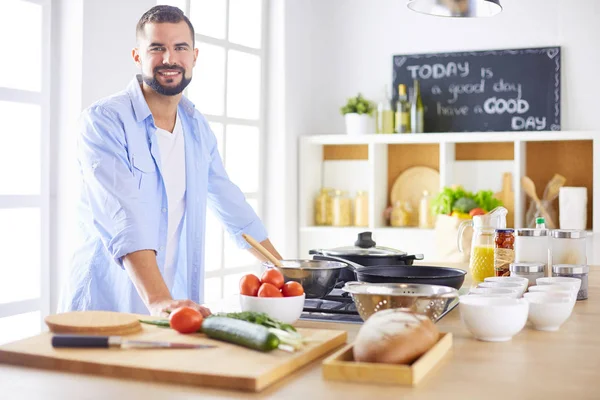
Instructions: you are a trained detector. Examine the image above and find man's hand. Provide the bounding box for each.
[148,299,212,318]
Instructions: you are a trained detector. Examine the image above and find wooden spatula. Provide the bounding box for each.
[242,234,283,267]
[543,173,567,202]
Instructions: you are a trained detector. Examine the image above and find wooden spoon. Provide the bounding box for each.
[521,176,556,229]
[242,233,283,267]
[543,173,567,202]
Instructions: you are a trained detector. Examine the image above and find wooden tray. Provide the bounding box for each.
[322,332,452,386]
[0,319,347,392]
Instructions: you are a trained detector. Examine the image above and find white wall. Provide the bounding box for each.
[270,0,600,257]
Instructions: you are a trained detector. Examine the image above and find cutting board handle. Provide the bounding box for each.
[52,335,111,348]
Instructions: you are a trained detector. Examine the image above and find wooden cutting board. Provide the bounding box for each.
[0,317,347,392]
[44,311,142,335]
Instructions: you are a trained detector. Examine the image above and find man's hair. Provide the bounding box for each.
[136,5,195,46]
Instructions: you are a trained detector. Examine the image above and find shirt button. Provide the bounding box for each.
[161,207,167,213]
[158,246,165,251]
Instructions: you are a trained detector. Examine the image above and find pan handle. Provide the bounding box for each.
[310,254,364,272]
[402,253,424,262]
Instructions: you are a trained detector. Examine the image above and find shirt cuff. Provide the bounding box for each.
[108,225,158,268]
[231,218,268,249]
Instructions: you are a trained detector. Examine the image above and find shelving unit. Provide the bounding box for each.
[298,131,600,263]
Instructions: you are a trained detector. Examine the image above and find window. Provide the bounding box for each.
[158,0,267,303]
[0,0,51,344]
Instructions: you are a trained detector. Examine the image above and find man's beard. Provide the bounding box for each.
[142,65,192,96]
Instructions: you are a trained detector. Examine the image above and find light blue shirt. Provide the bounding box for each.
[58,75,268,315]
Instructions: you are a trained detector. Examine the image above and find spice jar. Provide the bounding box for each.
[314,188,331,226]
[550,230,587,265]
[510,262,545,287]
[494,229,515,277]
[331,190,352,226]
[354,190,369,227]
[552,264,589,300]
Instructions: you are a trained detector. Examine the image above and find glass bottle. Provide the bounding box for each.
[395,84,410,133]
[418,190,433,228]
[376,86,395,134]
[410,79,424,133]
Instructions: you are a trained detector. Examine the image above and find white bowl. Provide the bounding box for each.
[484,276,529,288]
[528,285,578,300]
[239,293,306,324]
[523,292,575,331]
[536,277,582,293]
[459,295,529,342]
[468,287,520,298]
[478,281,525,297]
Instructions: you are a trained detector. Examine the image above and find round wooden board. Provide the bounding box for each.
[390,166,440,209]
[45,311,142,336]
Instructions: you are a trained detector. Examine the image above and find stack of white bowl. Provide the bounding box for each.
[459,276,579,341]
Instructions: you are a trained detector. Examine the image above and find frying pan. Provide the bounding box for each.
[313,255,467,290]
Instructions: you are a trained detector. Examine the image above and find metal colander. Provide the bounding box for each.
[342,282,459,322]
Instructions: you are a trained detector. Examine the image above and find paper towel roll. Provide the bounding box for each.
[559,187,587,230]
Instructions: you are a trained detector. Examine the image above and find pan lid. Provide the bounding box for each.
[313,232,407,257]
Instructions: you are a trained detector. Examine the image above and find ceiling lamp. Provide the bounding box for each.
[407,0,502,17]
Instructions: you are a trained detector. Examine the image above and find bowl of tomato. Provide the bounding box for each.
[239,269,306,324]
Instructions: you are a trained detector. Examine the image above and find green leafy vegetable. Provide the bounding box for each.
[212,311,296,333]
[452,197,479,213]
[473,190,503,212]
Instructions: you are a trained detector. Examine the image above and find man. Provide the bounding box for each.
[59,5,282,316]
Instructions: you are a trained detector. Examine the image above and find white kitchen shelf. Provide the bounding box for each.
[298,130,600,262]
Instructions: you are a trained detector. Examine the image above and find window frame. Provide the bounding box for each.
[0,0,51,327]
[177,0,269,301]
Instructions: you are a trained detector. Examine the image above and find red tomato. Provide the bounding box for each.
[261,268,285,289]
[257,282,283,297]
[239,274,261,296]
[281,281,305,297]
[169,306,203,334]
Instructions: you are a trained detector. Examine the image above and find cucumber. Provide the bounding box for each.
[202,317,280,352]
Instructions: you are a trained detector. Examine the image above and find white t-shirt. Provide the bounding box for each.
[155,113,186,290]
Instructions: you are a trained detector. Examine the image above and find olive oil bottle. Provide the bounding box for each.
[410,79,424,133]
[395,84,410,133]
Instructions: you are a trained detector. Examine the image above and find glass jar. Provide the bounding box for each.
[390,201,409,227]
[331,190,352,226]
[494,229,515,277]
[550,230,587,265]
[552,264,589,300]
[354,190,369,227]
[515,228,549,273]
[510,262,545,287]
[314,188,331,226]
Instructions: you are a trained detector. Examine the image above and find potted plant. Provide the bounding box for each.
[340,93,375,136]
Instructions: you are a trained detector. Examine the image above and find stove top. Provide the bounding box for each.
[299,288,363,324]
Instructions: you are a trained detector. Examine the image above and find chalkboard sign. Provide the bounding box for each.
[392,47,561,132]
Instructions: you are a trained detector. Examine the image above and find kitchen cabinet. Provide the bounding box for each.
[298,131,600,263]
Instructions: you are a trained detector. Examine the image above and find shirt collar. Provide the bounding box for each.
[127,74,197,123]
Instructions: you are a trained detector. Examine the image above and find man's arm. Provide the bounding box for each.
[248,239,283,262]
[123,250,211,317]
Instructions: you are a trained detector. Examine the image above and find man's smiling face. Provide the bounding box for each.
[134,21,198,96]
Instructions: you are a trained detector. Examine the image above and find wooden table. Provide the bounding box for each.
[1,268,600,399]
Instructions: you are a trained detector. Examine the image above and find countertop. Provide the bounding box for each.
[1,267,600,399]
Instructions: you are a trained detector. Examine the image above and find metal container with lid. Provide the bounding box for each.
[550,229,587,266]
[510,262,545,286]
[552,264,589,300]
[515,228,549,274]
[310,232,424,282]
